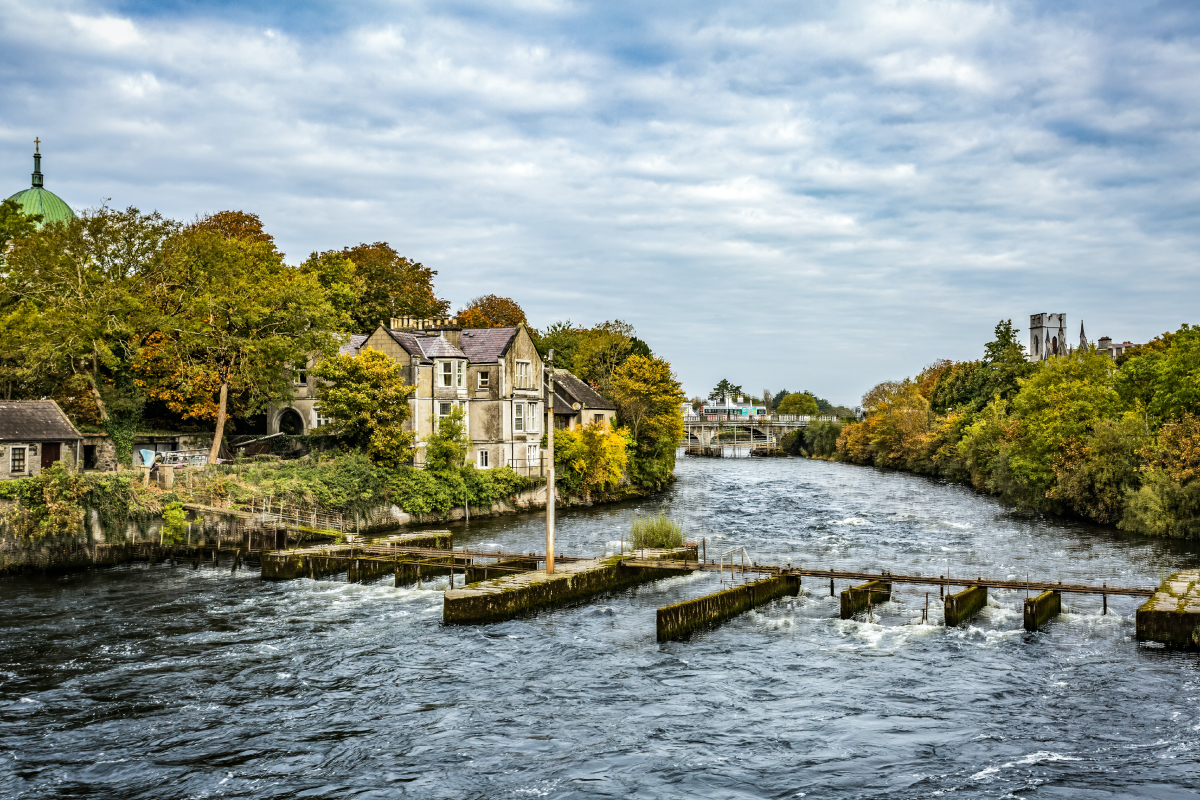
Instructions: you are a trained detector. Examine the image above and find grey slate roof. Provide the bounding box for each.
[0,401,83,442]
[460,328,518,364]
[549,370,617,411]
[385,330,468,363]
[338,333,369,356]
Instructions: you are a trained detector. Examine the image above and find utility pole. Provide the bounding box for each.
[545,350,555,574]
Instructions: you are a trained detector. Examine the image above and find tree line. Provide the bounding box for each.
[835,320,1200,538]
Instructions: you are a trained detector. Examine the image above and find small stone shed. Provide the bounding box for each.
[0,401,84,480]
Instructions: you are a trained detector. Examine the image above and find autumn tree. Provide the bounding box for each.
[301,250,364,332]
[0,198,40,256]
[147,227,340,464]
[457,294,527,328]
[609,354,684,489]
[310,348,416,468]
[342,242,449,331]
[193,210,277,246]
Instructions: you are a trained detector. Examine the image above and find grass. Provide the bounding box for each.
[630,511,685,550]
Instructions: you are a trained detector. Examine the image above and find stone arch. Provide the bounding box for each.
[277,407,306,436]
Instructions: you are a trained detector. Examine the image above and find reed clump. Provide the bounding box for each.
[630,511,684,549]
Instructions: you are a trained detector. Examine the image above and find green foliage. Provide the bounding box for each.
[161,502,188,544]
[0,465,161,540]
[777,392,819,416]
[425,405,469,472]
[341,242,450,332]
[311,348,416,467]
[630,511,685,550]
[0,198,40,257]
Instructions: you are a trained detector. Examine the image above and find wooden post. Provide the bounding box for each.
[1103,582,1108,615]
[545,350,556,575]
[830,577,834,597]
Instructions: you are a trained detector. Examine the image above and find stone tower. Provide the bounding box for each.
[1029,313,1066,361]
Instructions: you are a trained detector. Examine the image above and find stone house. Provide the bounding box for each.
[546,370,617,431]
[0,401,84,479]
[271,318,546,475]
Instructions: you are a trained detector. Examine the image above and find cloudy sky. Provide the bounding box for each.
[3,0,1199,404]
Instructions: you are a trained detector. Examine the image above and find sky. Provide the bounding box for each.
[3,0,1199,405]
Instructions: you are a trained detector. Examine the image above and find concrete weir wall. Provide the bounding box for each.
[656,574,800,642]
[1137,569,1200,648]
[259,532,453,580]
[840,580,892,619]
[944,585,988,627]
[1023,589,1061,631]
[443,551,694,625]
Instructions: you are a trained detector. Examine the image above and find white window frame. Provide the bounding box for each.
[456,360,465,388]
[438,401,454,421]
[526,402,538,433]
[440,361,453,388]
[478,371,490,388]
[515,360,531,389]
[526,444,539,470]
[514,402,524,432]
[314,404,334,428]
[10,446,26,474]
[477,449,489,468]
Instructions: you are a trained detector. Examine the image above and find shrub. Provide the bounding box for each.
[630,511,684,549]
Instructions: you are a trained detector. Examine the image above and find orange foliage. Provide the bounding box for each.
[133,331,223,422]
[456,294,527,328]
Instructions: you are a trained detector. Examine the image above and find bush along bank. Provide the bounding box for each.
[833,321,1200,538]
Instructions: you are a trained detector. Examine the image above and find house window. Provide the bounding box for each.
[294,364,307,385]
[526,444,540,470]
[515,360,532,389]
[514,402,524,432]
[526,403,538,433]
[439,401,453,419]
[478,371,490,388]
[594,414,605,425]
[314,405,334,428]
[456,361,465,388]
[10,447,26,474]
[478,449,489,468]
[440,361,453,388]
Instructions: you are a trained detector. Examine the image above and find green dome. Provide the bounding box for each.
[6,187,76,226]
[7,144,76,227]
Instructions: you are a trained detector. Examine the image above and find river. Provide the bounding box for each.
[3,457,1200,798]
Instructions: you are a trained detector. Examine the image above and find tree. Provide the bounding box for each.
[0,198,40,257]
[610,355,684,488]
[310,348,416,468]
[425,405,469,472]
[4,205,179,420]
[193,210,277,246]
[301,250,364,332]
[573,320,638,394]
[457,295,527,328]
[149,228,341,464]
[777,392,819,415]
[709,379,744,401]
[342,242,449,331]
[553,422,631,495]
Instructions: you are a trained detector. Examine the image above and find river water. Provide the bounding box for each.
[3,457,1200,798]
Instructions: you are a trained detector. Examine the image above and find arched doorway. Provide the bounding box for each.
[278,408,305,435]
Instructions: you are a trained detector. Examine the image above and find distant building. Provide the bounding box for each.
[0,401,83,480]
[702,394,767,420]
[1096,337,1142,359]
[5,139,76,227]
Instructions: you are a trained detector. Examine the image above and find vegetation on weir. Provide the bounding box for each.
[630,511,685,550]
[835,321,1200,538]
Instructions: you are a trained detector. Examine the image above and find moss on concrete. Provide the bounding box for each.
[1136,569,1200,648]
[944,585,988,627]
[1023,589,1061,631]
[840,580,891,619]
[656,574,799,641]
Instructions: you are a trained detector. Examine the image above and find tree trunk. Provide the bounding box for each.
[89,373,110,422]
[209,381,229,465]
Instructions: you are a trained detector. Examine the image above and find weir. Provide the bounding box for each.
[945,585,988,627]
[1024,590,1061,631]
[1137,569,1200,648]
[840,579,892,619]
[657,574,800,641]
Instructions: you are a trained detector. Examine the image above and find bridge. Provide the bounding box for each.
[682,414,844,455]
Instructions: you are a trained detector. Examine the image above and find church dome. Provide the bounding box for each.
[6,142,76,227]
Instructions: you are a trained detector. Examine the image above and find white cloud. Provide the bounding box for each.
[3,0,1200,401]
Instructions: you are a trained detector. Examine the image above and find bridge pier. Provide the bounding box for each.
[1024,589,1061,631]
[944,585,987,626]
[840,580,891,619]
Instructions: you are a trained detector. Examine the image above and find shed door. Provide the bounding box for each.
[41,442,61,469]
